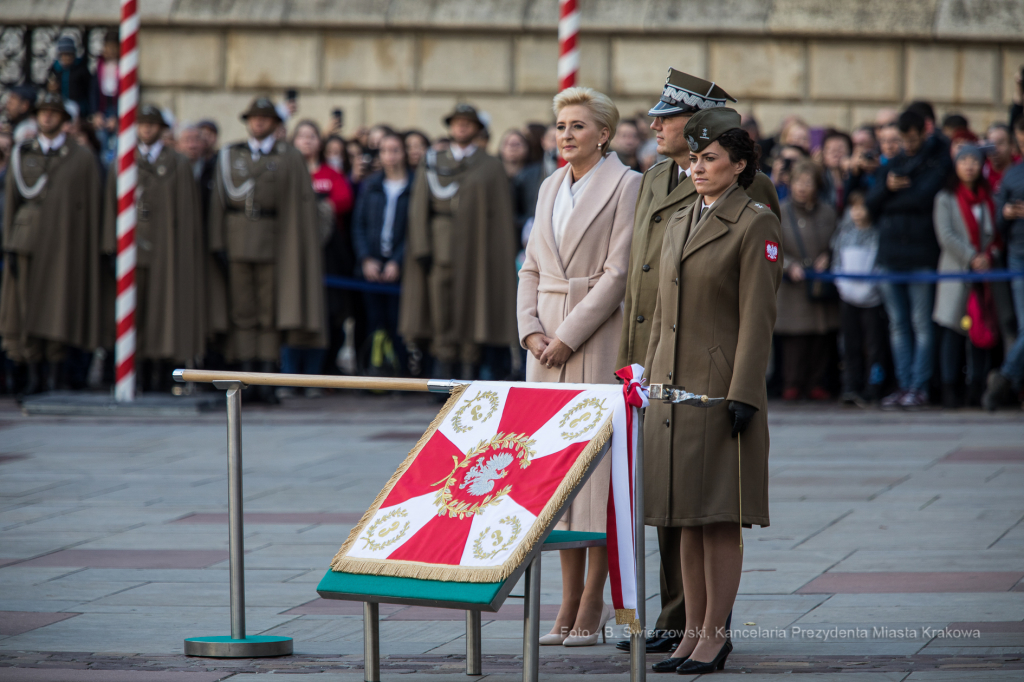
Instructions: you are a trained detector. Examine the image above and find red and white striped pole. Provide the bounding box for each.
[558,0,579,92]
[557,0,579,167]
[115,0,139,401]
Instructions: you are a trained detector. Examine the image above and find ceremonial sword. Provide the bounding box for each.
[647,384,725,407]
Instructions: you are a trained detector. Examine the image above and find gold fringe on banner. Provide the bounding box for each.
[330,386,616,584]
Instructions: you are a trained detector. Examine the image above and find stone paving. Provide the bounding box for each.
[0,391,1022,681]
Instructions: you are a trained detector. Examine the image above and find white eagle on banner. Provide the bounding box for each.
[459,452,514,496]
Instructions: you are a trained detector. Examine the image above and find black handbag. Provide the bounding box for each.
[785,203,839,302]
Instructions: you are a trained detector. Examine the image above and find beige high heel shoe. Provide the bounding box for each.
[539,630,568,645]
[563,603,614,647]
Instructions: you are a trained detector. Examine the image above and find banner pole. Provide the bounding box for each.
[630,408,646,682]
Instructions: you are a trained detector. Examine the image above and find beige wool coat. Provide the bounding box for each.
[517,153,641,532]
[644,184,783,528]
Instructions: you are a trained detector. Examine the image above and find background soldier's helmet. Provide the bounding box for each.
[240,97,283,122]
[137,104,168,127]
[35,92,71,121]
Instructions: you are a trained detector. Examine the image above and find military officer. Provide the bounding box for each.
[208,97,324,403]
[102,105,206,391]
[398,104,518,380]
[644,107,782,673]
[615,70,781,655]
[1,92,102,393]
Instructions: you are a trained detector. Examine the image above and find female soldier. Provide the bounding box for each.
[643,108,783,674]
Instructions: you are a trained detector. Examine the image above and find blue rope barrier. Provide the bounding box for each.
[802,269,1024,284]
[323,275,402,295]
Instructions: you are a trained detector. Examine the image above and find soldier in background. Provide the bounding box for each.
[1,93,101,393]
[399,104,519,380]
[208,97,324,403]
[103,105,207,392]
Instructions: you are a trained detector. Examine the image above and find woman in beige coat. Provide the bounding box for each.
[517,87,640,647]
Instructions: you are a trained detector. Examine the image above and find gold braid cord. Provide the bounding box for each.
[330,386,615,583]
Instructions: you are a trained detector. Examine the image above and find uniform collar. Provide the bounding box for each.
[248,136,276,158]
[450,144,476,162]
[38,133,66,154]
[138,140,163,163]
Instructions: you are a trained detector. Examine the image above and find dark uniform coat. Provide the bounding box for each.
[643,184,783,528]
[616,160,780,369]
[1,138,102,359]
[102,145,207,362]
[208,140,325,356]
[399,148,519,352]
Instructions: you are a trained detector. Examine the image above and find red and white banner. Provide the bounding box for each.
[332,376,646,624]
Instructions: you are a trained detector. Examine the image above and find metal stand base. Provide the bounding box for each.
[184,635,293,657]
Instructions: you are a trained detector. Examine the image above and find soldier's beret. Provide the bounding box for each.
[683,107,742,154]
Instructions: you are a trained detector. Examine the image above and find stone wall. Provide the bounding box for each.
[6,0,1024,142]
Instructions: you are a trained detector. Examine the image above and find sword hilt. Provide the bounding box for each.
[648,384,725,407]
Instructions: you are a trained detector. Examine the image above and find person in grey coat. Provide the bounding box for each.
[933,145,1000,407]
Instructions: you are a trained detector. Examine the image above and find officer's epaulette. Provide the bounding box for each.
[745,198,772,214]
[650,158,673,173]
[18,138,39,152]
[229,141,249,151]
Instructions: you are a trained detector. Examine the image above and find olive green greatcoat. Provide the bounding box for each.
[1,138,102,356]
[616,161,780,370]
[643,184,783,528]
[208,141,325,354]
[102,146,208,362]
[399,148,519,351]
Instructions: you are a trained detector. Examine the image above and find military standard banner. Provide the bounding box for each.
[331,372,647,625]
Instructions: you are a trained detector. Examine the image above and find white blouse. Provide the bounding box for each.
[551,156,605,247]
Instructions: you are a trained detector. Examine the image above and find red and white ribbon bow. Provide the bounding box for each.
[606,364,649,626]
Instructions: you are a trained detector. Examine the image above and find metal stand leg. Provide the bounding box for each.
[466,610,482,675]
[364,602,380,682]
[522,554,541,682]
[184,381,292,658]
[630,409,647,682]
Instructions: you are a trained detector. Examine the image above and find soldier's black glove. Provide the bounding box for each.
[728,401,757,438]
[417,255,432,275]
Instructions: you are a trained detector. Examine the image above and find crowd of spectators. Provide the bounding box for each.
[1,56,1023,411]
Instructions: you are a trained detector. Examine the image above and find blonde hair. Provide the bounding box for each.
[552,87,620,146]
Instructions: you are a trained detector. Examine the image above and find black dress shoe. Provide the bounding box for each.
[675,639,732,675]
[616,630,682,653]
[651,656,689,673]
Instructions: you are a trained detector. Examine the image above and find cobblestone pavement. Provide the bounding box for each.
[0,392,1022,681]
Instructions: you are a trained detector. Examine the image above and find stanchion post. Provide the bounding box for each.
[224,381,246,639]
[522,554,541,682]
[183,380,292,657]
[364,602,380,682]
[630,408,646,682]
[466,610,482,675]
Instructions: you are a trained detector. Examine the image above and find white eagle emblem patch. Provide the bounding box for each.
[765,241,779,262]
